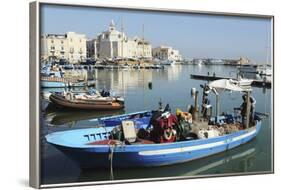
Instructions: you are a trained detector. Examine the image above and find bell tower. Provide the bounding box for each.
[109,20,116,32]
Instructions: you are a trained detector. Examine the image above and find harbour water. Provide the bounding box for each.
[41,65,272,184]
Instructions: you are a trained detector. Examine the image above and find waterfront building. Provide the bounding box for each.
[86,39,98,59]
[92,20,152,59]
[152,46,182,61]
[205,58,225,65]
[224,57,250,65]
[41,32,87,64]
[238,57,250,65]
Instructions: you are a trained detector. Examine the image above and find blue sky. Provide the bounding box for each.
[41,4,272,63]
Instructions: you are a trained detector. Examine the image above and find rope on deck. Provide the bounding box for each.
[108,142,116,180]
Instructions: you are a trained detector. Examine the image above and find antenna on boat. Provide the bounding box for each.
[159,98,163,110]
[142,23,144,59]
[121,17,124,59]
[266,26,270,66]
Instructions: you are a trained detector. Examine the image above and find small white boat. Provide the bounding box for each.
[230,77,253,87]
[160,60,176,66]
[259,65,272,76]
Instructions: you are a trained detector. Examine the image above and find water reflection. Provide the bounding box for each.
[94,69,168,95]
[77,141,257,182]
[44,104,125,126]
[41,65,272,185]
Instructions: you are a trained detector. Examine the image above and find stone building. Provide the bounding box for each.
[152,46,182,61]
[88,20,152,59]
[41,32,87,64]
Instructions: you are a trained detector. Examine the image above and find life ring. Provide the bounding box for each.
[163,128,173,140]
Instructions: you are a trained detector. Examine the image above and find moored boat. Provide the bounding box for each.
[46,111,262,168]
[46,79,263,169]
[40,64,96,88]
[41,77,95,88]
[49,91,125,110]
[259,65,272,76]
[238,64,261,74]
[229,77,253,87]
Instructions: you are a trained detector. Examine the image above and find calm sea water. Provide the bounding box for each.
[40,65,272,185]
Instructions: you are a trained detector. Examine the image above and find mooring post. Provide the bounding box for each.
[245,91,251,129]
[216,94,220,117]
[194,91,199,120]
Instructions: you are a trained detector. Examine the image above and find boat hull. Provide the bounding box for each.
[41,80,95,88]
[49,94,124,110]
[47,121,261,169]
[41,81,67,88]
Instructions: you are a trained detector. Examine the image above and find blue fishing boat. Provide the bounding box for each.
[41,80,68,88]
[46,79,264,169]
[46,112,261,169]
[40,64,95,88]
[41,79,94,88]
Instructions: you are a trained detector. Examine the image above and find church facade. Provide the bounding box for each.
[87,20,152,59]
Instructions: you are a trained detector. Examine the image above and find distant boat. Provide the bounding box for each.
[259,65,272,76]
[160,60,176,66]
[41,77,95,88]
[41,79,68,88]
[63,65,74,70]
[238,64,261,74]
[49,91,125,110]
[40,64,95,88]
[238,64,272,76]
[151,64,164,69]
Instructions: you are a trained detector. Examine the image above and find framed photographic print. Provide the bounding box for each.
[29,1,274,188]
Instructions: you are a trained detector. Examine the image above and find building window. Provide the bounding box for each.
[105,34,109,39]
[51,40,54,43]
[61,40,64,44]
[79,39,82,43]
[70,47,74,53]
[70,38,73,42]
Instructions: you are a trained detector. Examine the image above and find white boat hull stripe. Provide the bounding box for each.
[138,129,256,156]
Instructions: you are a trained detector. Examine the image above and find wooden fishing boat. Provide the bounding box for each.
[46,111,262,169]
[49,92,125,110]
[46,79,264,169]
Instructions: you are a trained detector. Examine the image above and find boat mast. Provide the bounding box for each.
[266,27,270,66]
[245,90,251,129]
[215,93,220,118]
[142,23,144,59]
[121,17,124,59]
